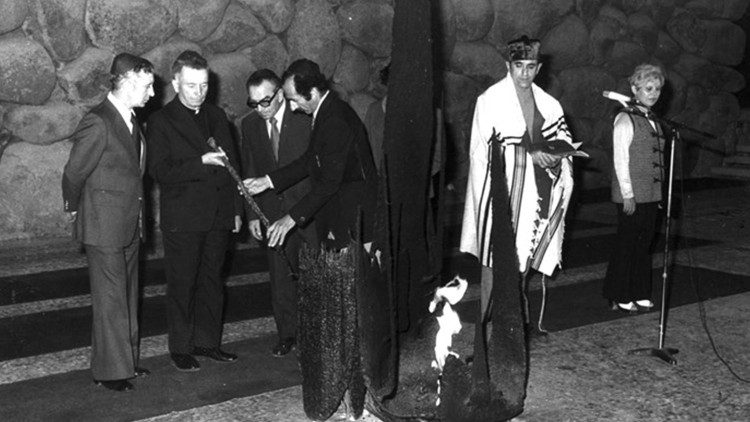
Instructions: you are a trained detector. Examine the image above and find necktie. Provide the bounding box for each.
[131,114,141,158]
[269,117,280,160]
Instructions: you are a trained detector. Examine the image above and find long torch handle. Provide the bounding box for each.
[206,137,297,278]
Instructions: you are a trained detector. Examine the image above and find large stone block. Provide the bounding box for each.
[0,0,26,35]
[627,12,658,53]
[667,9,704,53]
[654,30,682,65]
[542,14,591,72]
[57,47,114,106]
[558,66,617,119]
[85,0,178,55]
[451,0,493,42]
[443,71,481,122]
[663,69,687,117]
[242,35,289,77]
[0,37,56,105]
[4,104,85,146]
[671,52,740,92]
[177,0,230,42]
[485,0,572,48]
[337,0,393,58]
[238,0,295,34]
[605,40,649,77]
[720,0,750,20]
[208,53,256,122]
[576,0,608,24]
[651,0,677,26]
[0,141,71,239]
[698,20,744,66]
[333,44,370,94]
[142,37,203,106]
[23,0,86,62]
[348,92,376,122]
[589,17,623,65]
[287,0,342,78]
[448,41,505,83]
[203,2,267,54]
[678,84,710,124]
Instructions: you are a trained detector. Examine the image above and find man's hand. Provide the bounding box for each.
[233,215,242,233]
[243,176,271,195]
[623,197,636,216]
[248,219,263,241]
[530,150,561,168]
[66,211,77,223]
[267,214,296,248]
[201,151,227,167]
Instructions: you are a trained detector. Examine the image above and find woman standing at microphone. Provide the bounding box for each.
[603,63,666,312]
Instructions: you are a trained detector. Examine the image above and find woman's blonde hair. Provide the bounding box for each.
[629,63,665,89]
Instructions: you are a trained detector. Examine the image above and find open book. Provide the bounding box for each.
[528,140,589,158]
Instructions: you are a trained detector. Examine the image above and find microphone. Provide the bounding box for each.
[602,90,633,106]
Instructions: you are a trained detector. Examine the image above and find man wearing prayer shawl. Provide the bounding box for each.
[459,35,575,409]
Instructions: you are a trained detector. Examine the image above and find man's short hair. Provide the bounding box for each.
[110,53,153,89]
[282,59,328,101]
[246,68,281,91]
[171,50,208,76]
[628,63,665,89]
[506,35,541,62]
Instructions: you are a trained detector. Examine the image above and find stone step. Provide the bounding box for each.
[710,165,750,179]
[737,143,750,154]
[724,155,750,166]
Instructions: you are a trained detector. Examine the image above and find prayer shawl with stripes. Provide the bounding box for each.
[460,76,574,276]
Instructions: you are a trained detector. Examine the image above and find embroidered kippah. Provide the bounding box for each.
[507,35,541,61]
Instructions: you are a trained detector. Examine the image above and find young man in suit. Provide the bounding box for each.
[62,53,155,391]
[147,50,242,372]
[244,59,378,251]
[240,69,316,357]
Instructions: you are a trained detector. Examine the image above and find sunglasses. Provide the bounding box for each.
[247,86,280,109]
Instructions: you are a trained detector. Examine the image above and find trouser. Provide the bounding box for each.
[163,229,230,354]
[603,201,659,302]
[86,228,140,380]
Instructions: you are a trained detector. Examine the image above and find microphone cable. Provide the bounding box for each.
[676,165,750,384]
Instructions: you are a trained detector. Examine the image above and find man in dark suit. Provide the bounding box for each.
[62,53,155,392]
[147,50,242,372]
[244,59,378,251]
[240,69,316,357]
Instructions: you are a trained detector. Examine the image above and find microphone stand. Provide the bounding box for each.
[621,106,714,365]
[206,137,298,279]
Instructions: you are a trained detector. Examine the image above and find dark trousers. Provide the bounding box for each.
[603,201,659,303]
[85,228,140,380]
[163,229,229,354]
[267,228,310,340]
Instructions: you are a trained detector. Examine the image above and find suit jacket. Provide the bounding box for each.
[269,93,378,247]
[147,98,241,232]
[62,97,145,247]
[240,103,312,222]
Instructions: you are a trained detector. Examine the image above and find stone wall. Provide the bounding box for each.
[0,0,747,240]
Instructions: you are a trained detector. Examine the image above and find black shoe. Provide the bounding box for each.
[134,367,150,377]
[94,379,133,392]
[192,346,238,363]
[171,353,201,371]
[272,338,296,357]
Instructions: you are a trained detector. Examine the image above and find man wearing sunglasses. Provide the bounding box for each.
[239,69,315,357]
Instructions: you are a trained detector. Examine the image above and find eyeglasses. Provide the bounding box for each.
[247,86,280,109]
